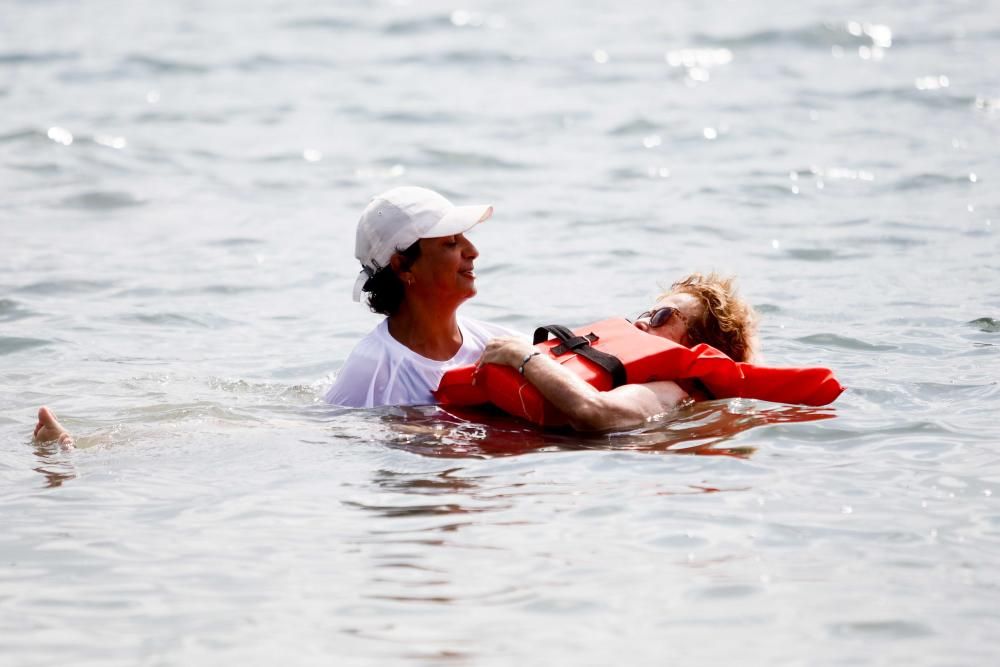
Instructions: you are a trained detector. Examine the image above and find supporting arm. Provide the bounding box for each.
[478,337,689,431]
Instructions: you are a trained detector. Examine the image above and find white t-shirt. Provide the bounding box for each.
[325,316,521,408]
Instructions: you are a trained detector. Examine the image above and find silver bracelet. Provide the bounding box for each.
[518,351,542,375]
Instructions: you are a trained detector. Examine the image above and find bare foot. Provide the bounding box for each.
[34,407,75,447]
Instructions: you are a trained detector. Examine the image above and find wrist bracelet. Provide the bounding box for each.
[518,351,542,375]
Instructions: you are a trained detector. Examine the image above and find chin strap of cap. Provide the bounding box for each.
[532,324,627,388]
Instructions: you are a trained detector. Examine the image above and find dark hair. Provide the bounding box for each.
[362,240,422,316]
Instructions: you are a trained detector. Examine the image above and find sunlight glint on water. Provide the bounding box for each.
[1,1,999,664]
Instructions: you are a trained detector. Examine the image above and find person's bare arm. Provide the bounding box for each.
[478,337,690,432]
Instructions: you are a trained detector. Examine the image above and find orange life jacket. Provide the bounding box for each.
[434,318,844,427]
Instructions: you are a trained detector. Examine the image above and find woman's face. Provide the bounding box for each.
[633,291,704,345]
[405,233,480,304]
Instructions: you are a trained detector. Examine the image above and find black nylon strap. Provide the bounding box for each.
[691,378,715,400]
[547,333,598,355]
[532,324,573,345]
[532,324,627,388]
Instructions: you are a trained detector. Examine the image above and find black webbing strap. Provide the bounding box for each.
[532,324,628,388]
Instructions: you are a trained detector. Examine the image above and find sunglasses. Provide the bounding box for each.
[633,306,679,329]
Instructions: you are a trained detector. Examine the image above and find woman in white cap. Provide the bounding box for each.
[26,187,512,443]
[325,186,519,408]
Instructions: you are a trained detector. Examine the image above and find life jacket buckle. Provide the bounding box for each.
[552,332,598,356]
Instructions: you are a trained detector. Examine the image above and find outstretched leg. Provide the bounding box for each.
[34,407,75,447]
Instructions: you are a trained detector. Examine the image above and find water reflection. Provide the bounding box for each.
[29,439,76,488]
[339,401,836,536]
[372,467,482,494]
[342,498,492,519]
[377,401,837,460]
[347,468,514,521]
[333,400,838,657]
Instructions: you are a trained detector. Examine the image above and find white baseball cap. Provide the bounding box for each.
[352,186,493,301]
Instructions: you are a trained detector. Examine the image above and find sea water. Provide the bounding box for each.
[2,0,999,664]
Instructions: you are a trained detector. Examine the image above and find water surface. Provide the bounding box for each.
[2,0,999,664]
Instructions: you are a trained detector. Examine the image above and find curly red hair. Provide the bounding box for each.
[665,272,758,362]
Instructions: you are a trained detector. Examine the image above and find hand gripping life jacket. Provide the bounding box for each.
[434,318,844,427]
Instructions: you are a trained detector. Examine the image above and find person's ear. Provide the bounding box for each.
[390,253,414,286]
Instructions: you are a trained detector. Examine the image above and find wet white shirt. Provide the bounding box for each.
[325,317,521,408]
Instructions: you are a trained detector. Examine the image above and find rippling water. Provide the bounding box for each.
[2,0,999,664]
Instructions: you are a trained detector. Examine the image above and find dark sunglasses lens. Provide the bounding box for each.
[650,307,675,328]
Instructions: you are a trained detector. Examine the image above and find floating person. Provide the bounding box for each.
[437,272,843,430]
[324,186,520,407]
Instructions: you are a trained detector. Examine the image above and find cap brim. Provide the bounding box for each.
[420,204,493,239]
